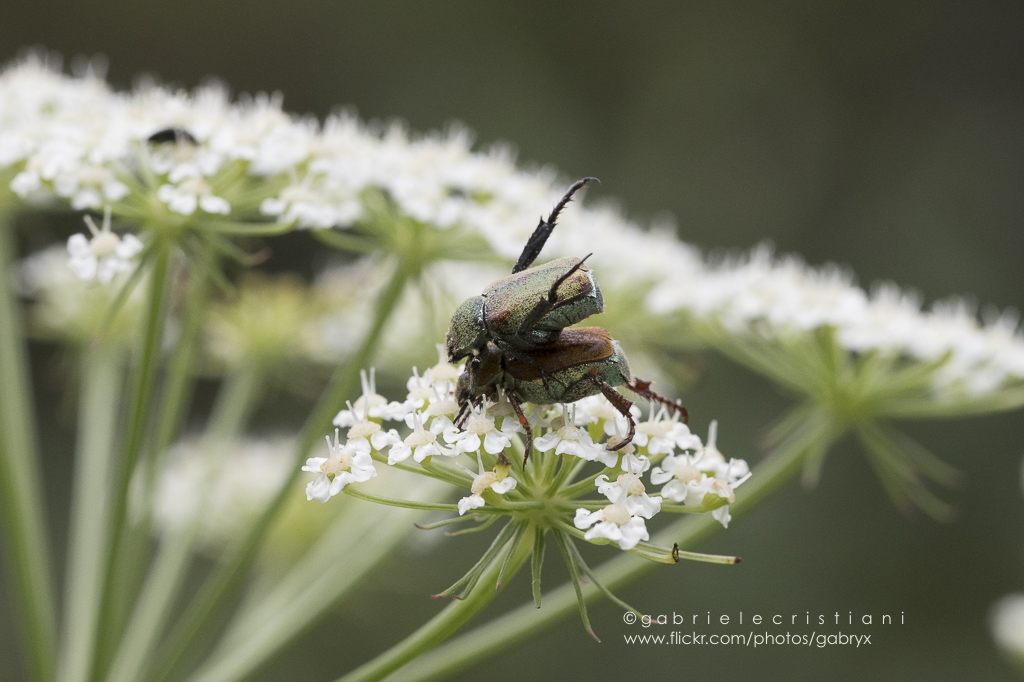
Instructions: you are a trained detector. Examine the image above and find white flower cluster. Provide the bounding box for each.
[152,435,295,547]
[5,56,1022,397]
[647,245,1024,396]
[302,361,750,551]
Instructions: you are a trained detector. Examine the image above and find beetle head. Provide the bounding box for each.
[446,295,487,362]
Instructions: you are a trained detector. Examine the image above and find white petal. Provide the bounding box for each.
[625,494,662,520]
[67,233,91,257]
[458,494,485,515]
[388,442,412,465]
[490,477,516,494]
[711,504,732,528]
[614,517,650,549]
[200,195,231,215]
[301,456,328,473]
[116,234,144,259]
[68,254,98,281]
[573,508,603,530]
[305,474,333,502]
[482,430,511,454]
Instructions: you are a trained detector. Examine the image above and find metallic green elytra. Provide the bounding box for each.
[446,256,604,360]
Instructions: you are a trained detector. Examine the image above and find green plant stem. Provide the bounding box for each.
[107,267,211,677]
[386,425,817,682]
[92,238,173,675]
[105,365,264,682]
[0,214,57,682]
[58,344,123,682]
[336,525,535,682]
[142,268,213,527]
[190,477,447,682]
[150,259,412,682]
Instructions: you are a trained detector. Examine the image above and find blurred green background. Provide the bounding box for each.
[2,1,1023,680]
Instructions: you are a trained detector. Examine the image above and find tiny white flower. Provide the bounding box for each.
[302,429,377,503]
[333,368,410,426]
[990,593,1024,662]
[444,397,519,455]
[426,343,462,383]
[650,421,750,527]
[573,394,639,439]
[595,453,662,519]
[404,367,435,409]
[335,399,402,454]
[534,404,618,467]
[388,411,455,464]
[632,405,702,455]
[573,496,650,551]
[156,166,230,215]
[457,453,517,515]
[66,208,143,283]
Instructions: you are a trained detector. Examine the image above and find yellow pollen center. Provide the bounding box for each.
[407,430,436,447]
[425,398,458,416]
[466,416,495,434]
[89,231,120,258]
[672,461,701,483]
[178,177,212,196]
[637,421,672,438]
[347,421,380,440]
[603,503,631,526]
[321,452,353,475]
[471,471,498,495]
[557,424,581,441]
[353,394,387,412]
[617,473,645,496]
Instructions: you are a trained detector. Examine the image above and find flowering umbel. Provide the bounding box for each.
[302,362,746,636]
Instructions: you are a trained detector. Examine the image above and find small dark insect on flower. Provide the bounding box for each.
[146,127,199,145]
[447,178,687,461]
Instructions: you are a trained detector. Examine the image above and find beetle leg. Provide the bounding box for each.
[626,378,689,423]
[588,369,637,451]
[504,390,535,465]
[455,400,472,429]
[512,177,599,274]
[514,254,594,341]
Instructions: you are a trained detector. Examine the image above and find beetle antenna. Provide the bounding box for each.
[511,177,600,274]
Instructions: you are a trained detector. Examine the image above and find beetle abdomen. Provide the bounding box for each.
[504,327,629,405]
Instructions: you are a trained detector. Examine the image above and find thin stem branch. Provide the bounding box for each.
[150,258,412,682]
[92,238,173,675]
[0,213,57,682]
[336,525,535,682]
[58,344,122,682]
[385,423,819,682]
[105,366,265,682]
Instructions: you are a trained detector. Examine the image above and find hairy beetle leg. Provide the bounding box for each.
[504,390,534,465]
[589,369,637,451]
[627,378,689,423]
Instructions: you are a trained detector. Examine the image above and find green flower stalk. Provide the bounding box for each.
[301,362,747,652]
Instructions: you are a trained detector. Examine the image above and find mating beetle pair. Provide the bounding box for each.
[447,178,687,459]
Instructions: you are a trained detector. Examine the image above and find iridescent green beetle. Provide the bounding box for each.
[446,178,604,360]
[448,179,687,459]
